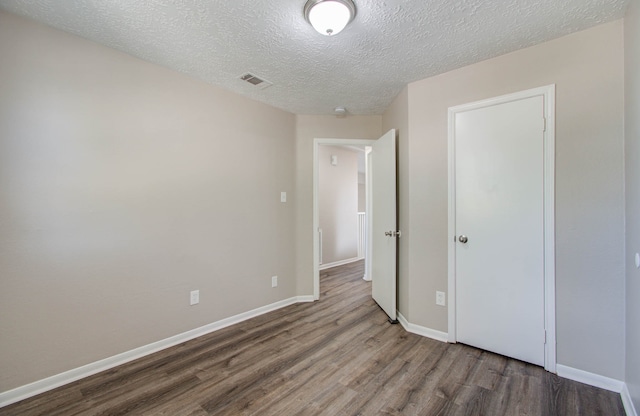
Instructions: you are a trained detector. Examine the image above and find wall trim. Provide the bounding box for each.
[0,295,314,409]
[556,364,638,415]
[319,256,361,270]
[621,384,638,416]
[397,312,448,343]
[556,364,624,393]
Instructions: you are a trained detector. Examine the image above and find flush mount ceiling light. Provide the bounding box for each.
[304,0,356,36]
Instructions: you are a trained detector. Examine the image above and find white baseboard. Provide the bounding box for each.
[0,295,313,409]
[556,364,624,393]
[397,312,448,343]
[622,384,638,416]
[319,257,361,270]
[556,365,639,416]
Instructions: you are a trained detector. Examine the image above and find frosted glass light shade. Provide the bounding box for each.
[304,0,356,36]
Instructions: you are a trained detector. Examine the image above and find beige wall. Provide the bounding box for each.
[625,0,640,408]
[318,145,359,265]
[358,169,366,213]
[405,21,625,379]
[294,116,381,295]
[357,182,366,213]
[0,11,296,392]
[382,87,409,316]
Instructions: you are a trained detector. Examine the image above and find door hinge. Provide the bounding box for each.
[542,117,547,132]
[544,330,547,344]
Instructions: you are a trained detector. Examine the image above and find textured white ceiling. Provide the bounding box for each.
[0,0,630,115]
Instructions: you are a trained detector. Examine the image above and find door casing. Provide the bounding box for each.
[447,85,556,372]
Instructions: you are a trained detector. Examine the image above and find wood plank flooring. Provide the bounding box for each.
[0,260,625,415]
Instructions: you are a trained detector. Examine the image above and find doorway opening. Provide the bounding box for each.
[317,145,369,272]
[312,130,398,323]
[313,138,375,301]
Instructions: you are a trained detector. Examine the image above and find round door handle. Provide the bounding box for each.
[458,235,468,243]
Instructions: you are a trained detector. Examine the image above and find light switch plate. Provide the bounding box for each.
[190,290,199,305]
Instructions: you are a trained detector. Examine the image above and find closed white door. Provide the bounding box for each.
[371,129,397,322]
[454,96,545,366]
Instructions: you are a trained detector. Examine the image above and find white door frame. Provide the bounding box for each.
[363,146,372,282]
[313,138,376,300]
[447,85,556,372]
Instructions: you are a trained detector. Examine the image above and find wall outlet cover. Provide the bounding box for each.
[436,291,446,306]
[272,276,278,288]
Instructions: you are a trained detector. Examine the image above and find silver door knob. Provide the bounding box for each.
[458,235,468,243]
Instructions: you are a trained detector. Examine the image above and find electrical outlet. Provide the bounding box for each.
[272,276,278,288]
[436,291,446,306]
[190,290,199,305]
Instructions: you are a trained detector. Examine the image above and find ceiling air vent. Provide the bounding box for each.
[239,73,273,90]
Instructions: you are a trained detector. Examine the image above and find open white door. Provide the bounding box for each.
[371,129,398,322]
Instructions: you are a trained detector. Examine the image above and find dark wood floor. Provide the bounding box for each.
[1,260,625,415]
